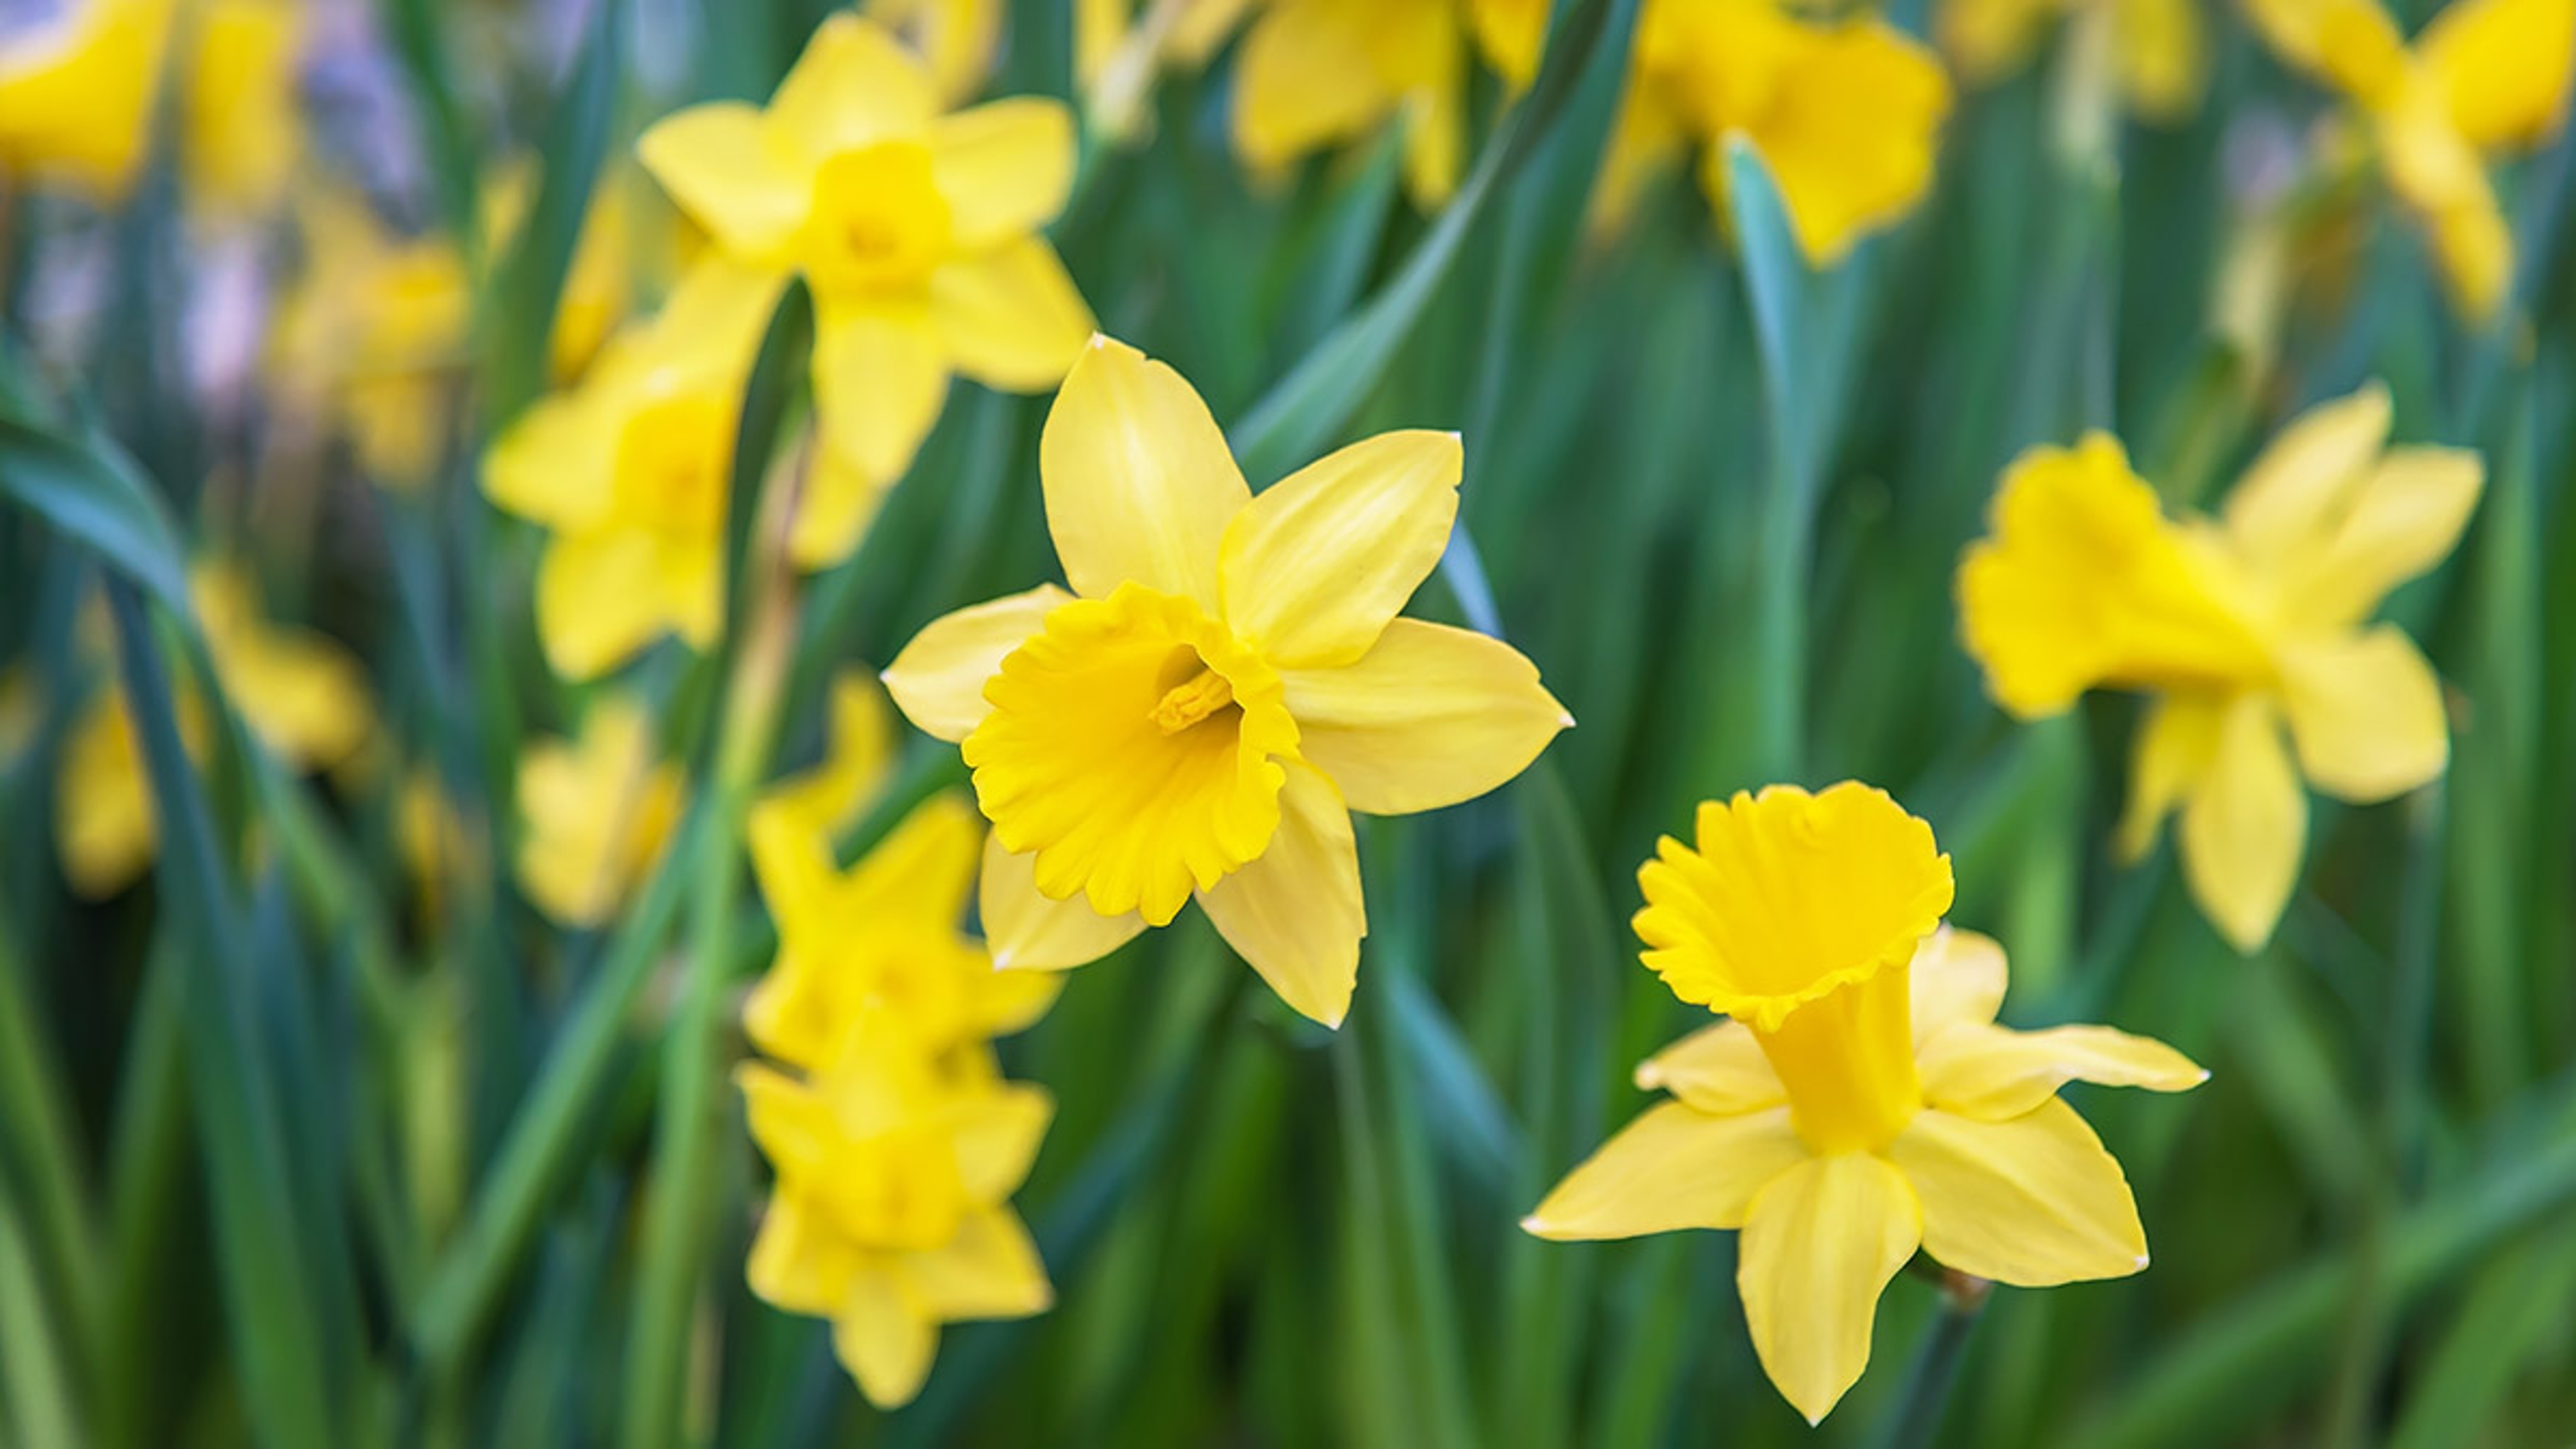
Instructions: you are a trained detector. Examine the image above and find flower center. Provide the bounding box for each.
[612,390,733,539]
[1752,965,1924,1154]
[963,582,1300,927]
[798,142,953,298]
[816,1122,969,1251]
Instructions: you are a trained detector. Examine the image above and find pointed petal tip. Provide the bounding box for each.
[1558,709,1577,729]
[1518,1214,1548,1236]
[2136,1253,2151,1269]
[1630,1061,1662,1090]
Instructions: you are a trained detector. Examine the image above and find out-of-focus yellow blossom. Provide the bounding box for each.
[638,16,1093,524]
[398,766,472,918]
[1939,0,2205,123]
[1956,384,2480,951]
[482,158,697,384]
[1591,0,1953,264]
[755,671,896,850]
[515,693,684,926]
[271,188,472,487]
[1076,0,1254,140]
[1523,784,2204,1424]
[868,0,1002,106]
[748,791,1060,1069]
[883,335,1568,1027]
[2243,0,2574,321]
[182,0,305,220]
[1232,0,1550,208]
[741,1021,1053,1407]
[484,257,780,680]
[0,0,176,204]
[52,564,370,898]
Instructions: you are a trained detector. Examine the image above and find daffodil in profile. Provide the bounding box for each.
[1938,0,2206,123]
[1589,0,1952,260]
[740,1021,1053,1407]
[0,0,175,204]
[2242,0,2573,321]
[1956,384,2480,951]
[1523,784,2204,1424]
[515,692,684,926]
[1230,0,1552,207]
[638,14,1093,520]
[883,335,1568,1027]
[484,256,781,680]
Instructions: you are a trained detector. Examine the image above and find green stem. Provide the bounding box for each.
[1874,1269,1989,1449]
[0,923,103,1404]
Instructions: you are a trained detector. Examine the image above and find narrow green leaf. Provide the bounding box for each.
[0,414,191,618]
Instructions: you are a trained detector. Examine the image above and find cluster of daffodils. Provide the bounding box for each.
[1526,784,2204,1423]
[737,678,1060,1407]
[884,335,1568,1026]
[2243,0,2574,321]
[1591,0,1953,264]
[1957,383,2479,951]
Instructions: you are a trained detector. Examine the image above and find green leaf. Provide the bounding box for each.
[0,413,191,618]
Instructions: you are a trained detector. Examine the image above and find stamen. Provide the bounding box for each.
[1149,666,1234,734]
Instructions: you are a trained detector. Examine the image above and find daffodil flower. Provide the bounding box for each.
[54,564,372,899]
[740,1022,1053,1408]
[1523,784,2204,1425]
[485,256,782,680]
[1231,0,1550,207]
[883,335,1568,1027]
[1589,0,1953,264]
[2241,0,2574,321]
[1938,0,2206,123]
[1957,384,2481,951]
[515,693,684,926]
[0,0,174,205]
[637,15,1094,522]
[270,187,472,488]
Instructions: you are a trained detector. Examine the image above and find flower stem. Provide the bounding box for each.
[1875,1266,1990,1449]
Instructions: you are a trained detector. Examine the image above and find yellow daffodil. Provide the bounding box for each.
[0,0,176,204]
[756,671,896,850]
[1076,0,1254,140]
[1232,0,1550,207]
[1590,0,1953,264]
[515,692,684,926]
[52,564,371,898]
[868,0,1003,106]
[1523,784,2204,1424]
[637,15,1094,519]
[2243,0,2574,321]
[1938,0,2206,123]
[484,256,782,680]
[182,0,305,220]
[741,1020,1053,1408]
[1955,385,2480,951]
[882,335,1568,1027]
[270,187,472,487]
[747,791,1060,1069]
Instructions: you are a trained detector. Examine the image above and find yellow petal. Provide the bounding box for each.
[845,790,982,927]
[2417,0,2575,150]
[770,13,938,160]
[831,1273,939,1409]
[56,688,160,899]
[483,388,615,531]
[1888,1100,2149,1286]
[2220,381,2392,564]
[2239,0,2408,101]
[1217,430,1461,667]
[184,0,305,217]
[1587,87,1686,241]
[1274,620,1566,814]
[2279,445,2484,627]
[738,1061,837,1175]
[1737,1152,1921,1426]
[2426,189,2514,323]
[1907,926,2009,1038]
[1466,0,1548,87]
[745,1187,865,1316]
[1395,15,1466,207]
[2178,694,2305,953]
[1039,335,1250,608]
[1725,20,1951,266]
[2275,626,2449,802]
[930,97,1077,248]
[2116,692,2224,861]
[759,671,896,841]
[1632,782,1952,1030]
[1523,1102,1805,1238]
[790,441,896,571]
[902,1207,1052,1321]
[883,584,1076,743]
[1196,758,1366,1027]
[951,1081,1054,1202]
[1632,1021,1786,1113]
[535,531,690,681]
[749,799,838,932]
[1917,1022,2208,1120]
[813,297,953,485]
[2112,0,2208,121]
[635,102,811,260]
[979,828,1147,969]
[1938,0,2063,86]
[1231,0,1397,176]
[928,238,1095,391]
